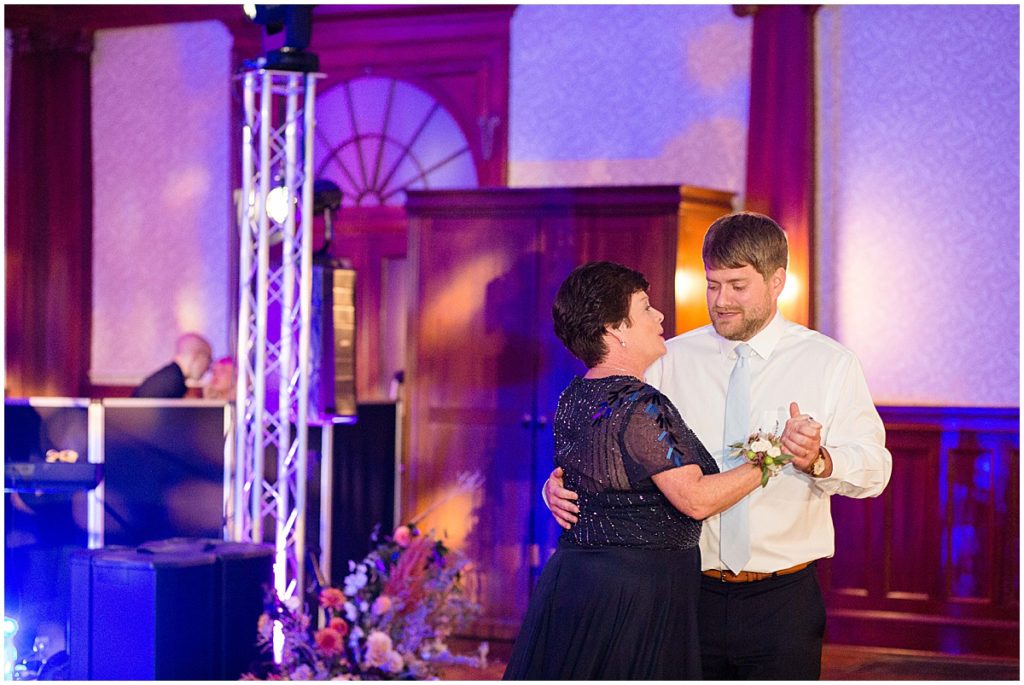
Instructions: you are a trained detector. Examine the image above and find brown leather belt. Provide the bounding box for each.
[702,560,814,583]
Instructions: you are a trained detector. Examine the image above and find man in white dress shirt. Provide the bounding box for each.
[543,211,892,679]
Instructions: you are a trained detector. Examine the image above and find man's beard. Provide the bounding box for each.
[712,302,771,341]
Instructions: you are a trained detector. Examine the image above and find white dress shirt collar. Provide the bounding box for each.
[715,310,787,361]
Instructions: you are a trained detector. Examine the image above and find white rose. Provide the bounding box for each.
[750,438,772,453]
[767,444,782,458]
[385,650,404,673]
[364,630,393,667]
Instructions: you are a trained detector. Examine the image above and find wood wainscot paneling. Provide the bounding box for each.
[819,406,1019,659]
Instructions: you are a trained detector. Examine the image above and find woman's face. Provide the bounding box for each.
[619,290,666,364]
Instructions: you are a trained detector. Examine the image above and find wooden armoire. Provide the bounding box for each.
[402,185,733,639]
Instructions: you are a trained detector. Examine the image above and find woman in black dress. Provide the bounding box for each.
[504,261,765,680]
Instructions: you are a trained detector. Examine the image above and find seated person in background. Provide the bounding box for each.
[203,356,237,400]
[131,332,212,398]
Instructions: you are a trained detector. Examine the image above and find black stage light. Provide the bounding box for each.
[313,179,342,213]
[313,179,342,258]
[243,4,319,73]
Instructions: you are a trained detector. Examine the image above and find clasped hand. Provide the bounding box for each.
[781,401,822,473]
[545,401,824,530]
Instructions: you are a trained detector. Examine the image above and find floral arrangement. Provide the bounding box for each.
[729,431,794,487]
[245,473,486,680]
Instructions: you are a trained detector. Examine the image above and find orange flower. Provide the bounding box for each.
[329,617,350,638]
[319,587,346,610]
[371,595,393,616]
[314,627,345,656]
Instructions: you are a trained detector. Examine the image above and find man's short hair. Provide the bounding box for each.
[176,332,212,357]
[702,211,789,280]
[552,261,649,368]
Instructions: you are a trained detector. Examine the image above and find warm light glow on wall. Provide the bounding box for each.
[409,486,480,551]
[421,255,507,348]
[673,265,711,334]
[674,267,703,305]
[778,270,802,309]
[774,266,806,325]
[175,287,207,335]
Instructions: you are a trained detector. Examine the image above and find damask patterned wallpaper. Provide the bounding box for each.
[83,7,1017,407]
[90,21,232,384]
[508,5,751,196]
[816,5,1019,406]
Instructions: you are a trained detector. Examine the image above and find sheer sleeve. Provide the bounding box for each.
[619,389,719,487]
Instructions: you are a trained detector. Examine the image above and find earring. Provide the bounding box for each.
[620,339,626,347]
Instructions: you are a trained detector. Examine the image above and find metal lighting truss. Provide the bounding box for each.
[234,68,321,600]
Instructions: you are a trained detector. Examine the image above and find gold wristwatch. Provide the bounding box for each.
[810,447,827,477]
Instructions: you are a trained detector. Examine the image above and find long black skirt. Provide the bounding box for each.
[502,544,702,680]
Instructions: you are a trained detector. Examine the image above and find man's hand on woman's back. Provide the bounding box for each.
[544,467,580,529]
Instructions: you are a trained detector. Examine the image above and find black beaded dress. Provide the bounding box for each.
[503,375,719,680]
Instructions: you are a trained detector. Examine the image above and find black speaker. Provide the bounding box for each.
[69,540,273,680]
[328,402,397,583]
[69,546,218,680]
[138,538,274,679]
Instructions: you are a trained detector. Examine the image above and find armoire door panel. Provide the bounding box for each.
[406,210,540,637]
[406,186,718,638]
[575,213,679,329]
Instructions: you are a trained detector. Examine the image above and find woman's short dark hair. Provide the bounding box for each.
[702,211,788,279]
[552,261,649,368]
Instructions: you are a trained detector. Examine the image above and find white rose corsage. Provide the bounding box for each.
[729,431,794,487]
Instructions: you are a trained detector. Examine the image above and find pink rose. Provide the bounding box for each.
[319,587,346,610]
[392,525,412,548]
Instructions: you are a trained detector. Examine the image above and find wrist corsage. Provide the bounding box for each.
[729,431,794,488]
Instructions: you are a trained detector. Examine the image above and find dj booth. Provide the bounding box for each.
[5,396,398,679]
[4,397,268,679]
[5,397,232,547]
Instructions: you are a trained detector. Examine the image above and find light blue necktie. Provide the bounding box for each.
[720,342,752,573]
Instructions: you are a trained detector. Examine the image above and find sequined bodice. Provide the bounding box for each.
[554,376,719,550]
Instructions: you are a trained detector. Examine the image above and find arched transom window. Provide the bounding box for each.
[314,76,479,208]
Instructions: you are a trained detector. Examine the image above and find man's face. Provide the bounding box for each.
[705,264,784,341]
[187,349,213,381]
